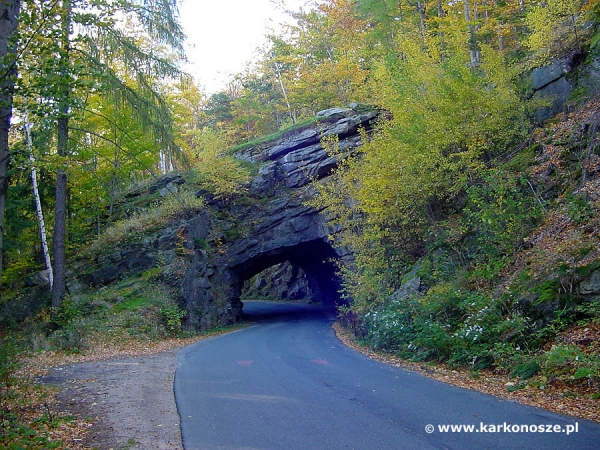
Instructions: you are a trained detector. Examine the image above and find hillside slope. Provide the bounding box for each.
[343,96,600,420]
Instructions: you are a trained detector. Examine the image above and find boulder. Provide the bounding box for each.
[390,276,421,303]
[580,269,600,295]
[531,60,573,123]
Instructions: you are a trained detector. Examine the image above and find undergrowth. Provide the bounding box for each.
[0,339,76,449]
[84,190,204,256]
[342,98,600,399]
[0,268,199,447]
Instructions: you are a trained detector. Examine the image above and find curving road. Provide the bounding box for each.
[175,301,600,449]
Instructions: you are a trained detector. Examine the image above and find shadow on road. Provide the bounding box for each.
[241,301,336,324]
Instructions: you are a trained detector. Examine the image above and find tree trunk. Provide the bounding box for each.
[52,130,68,308]
[463,0,481,66]
[51,0,71,310]
[274,66,295,124]
[0,0,21,287]
[416,1,427,41]
[25,110,53,288]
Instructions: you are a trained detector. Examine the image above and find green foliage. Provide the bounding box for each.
[50,298,81,329]
[535,279,561,304]
[462,169,544,267]
[565,193,595,224]
[510,360,541,380]
[3,0,186,290]
[503,145,539,173]
[49,322,87,353]
[355,270,599,385]
[309,12,533,315]
[85,190,204,254]
[159,304,186,337]
[592,30,600,48]
[576,300,600,323]
[360,283,532,369]
[188,128,251,199]
[194,238,208,250]
[539,344,600,383]
[525,0,592,61]
[49,299,88,352]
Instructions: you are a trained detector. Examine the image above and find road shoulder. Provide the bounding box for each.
[42,348,183,450]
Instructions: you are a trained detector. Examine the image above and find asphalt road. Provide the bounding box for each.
[175,301,600,450]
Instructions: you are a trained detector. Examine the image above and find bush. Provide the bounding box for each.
[540,344,600,382]
[159,304,186,337]
[510,360,541,380]
[86,190,204,254]
[358,283,535,370]
[462,168,543,270]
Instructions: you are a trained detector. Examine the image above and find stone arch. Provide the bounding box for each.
[229,238,342,311]
[179,107,379,330]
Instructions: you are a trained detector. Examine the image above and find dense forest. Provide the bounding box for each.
[0,0,600,446]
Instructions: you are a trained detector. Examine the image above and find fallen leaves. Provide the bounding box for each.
[14,324,247,449]
[333,322,599,424]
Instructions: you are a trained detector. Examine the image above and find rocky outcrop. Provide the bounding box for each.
[174,106,378,328]
[531,45,600,123]
[239,107,378,195]
[580,269,600,296]
[242,262,312,301]
[75,106,379,330]
[531,60,574,123]
[123,173,185,198]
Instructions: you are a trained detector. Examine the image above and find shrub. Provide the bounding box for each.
[540,344,597,380]
[510,360,541,380]
[462,168,543,270]
[0,339,66,448]
[86,190,204,254]
[357,283,536,370]
[160,304,186,336]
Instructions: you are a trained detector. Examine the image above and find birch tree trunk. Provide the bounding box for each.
[275,66,295,124]
[25,111,53,288]
[464,0,481,66]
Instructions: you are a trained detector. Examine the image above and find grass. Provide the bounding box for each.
[228,116,327,155]
[112,296,149,313]
[84,189,204,256]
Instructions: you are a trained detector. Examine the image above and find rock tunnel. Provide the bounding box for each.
[179,106,378,329]
[231,238,343,311]
[78,107,379,331]
[213,189,348,324]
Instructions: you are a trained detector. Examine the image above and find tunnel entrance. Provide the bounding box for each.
[241,261,312,302]
[231,239,343,309]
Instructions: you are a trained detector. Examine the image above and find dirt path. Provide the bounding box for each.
[42,348,183,450]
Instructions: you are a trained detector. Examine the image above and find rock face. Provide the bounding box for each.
[531,60,573,123]
[241,262,312,301]
[580,269,600,296]
[530,47,600,123]
[78,106,379,330]
[179,106,378,328]
[239,108,378,195]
